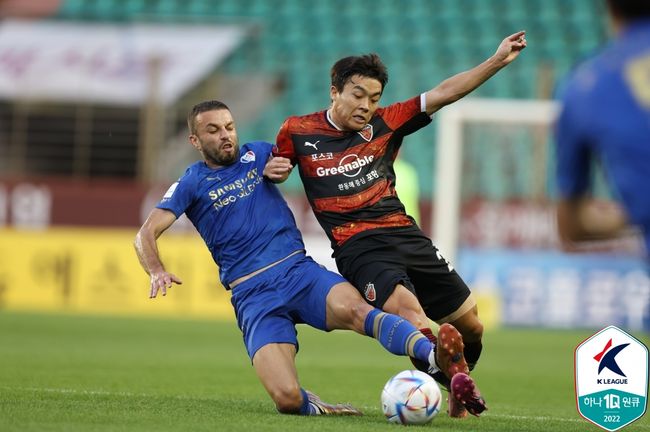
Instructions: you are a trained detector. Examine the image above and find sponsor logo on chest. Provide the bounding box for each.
[315,153,374,178]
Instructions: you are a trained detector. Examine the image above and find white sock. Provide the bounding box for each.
[427,348,440,374]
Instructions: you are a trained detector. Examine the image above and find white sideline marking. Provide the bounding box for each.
[4,387,650,429]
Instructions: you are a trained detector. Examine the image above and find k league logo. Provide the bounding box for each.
[575,326,648,431]
[594,339,629,379]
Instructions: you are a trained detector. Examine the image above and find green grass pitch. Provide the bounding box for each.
[0,311,648,432]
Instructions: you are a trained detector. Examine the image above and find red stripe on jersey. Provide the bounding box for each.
[375,96,422,130]
[313,179,393,213]
[275,113,344,162]
[275,118,296,161]
[332,212,413,246]
[293,113,340,135]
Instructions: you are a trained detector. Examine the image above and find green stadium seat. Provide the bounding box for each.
[53,0,608,196]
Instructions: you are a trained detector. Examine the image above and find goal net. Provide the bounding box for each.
[434,99,560,261]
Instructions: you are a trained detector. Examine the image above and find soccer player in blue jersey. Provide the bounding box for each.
[555,0,650,257]
[134,100,463,416]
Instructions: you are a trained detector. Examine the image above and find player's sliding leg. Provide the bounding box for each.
[325,283,437,367]
[408,327,457,388]
[380,284,448,381]
[252,342,362,416]
[303,390,362,416]
[362,308,437,364]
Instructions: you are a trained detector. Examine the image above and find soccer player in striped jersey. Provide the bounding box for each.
[135,100,447,417]
[267,32,527,417]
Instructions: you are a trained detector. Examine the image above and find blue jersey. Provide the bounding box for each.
[556,19,650,252]
[157,141,305,288]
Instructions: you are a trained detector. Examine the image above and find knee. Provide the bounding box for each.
[349,301,372,327]
[399,305,428,329]
[271,384,304,414]
[460,317,484,343]
[385,286,428,328]
[450,305,484,343]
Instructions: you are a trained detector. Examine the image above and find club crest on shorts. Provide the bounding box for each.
[364,282,376,302]
[575,325,648,431]
[357,124,373,142]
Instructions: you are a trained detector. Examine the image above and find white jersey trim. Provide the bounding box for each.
[420,93,434,118]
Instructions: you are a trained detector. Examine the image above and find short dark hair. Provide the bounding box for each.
[187,100,230,134]
[330,53,388,93]
[607,0,650,19]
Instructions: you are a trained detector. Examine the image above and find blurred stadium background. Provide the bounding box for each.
[0,0,647,332]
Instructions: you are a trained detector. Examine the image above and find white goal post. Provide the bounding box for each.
[433,98,560,263]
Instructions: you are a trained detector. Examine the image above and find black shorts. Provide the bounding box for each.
[335,228,471,322]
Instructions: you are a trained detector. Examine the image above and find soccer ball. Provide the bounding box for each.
[381,370,442,425]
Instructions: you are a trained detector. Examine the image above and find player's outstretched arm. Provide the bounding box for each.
[263,155,293,183]
[134,208,183,298]
[424,31,527,115]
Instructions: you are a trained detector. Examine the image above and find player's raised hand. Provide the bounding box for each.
[149,270,182,298]
[263,155,293,183]
[493,31,527,65]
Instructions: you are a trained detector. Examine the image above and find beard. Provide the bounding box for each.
[205,144,239,167]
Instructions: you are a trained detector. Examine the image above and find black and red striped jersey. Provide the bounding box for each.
[275,95,432,252]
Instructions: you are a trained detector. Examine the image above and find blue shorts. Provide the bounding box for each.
[230,253,346,360]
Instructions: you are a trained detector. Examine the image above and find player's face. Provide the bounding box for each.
[329,75,382,131]
[190,109,240,168]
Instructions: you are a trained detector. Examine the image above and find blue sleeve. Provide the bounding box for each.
[251,141,273,158]
[555,83,593,198]
[248,141,274,172]
[156,168,198,218]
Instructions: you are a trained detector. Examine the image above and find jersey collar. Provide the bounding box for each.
[326,109,344,131]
